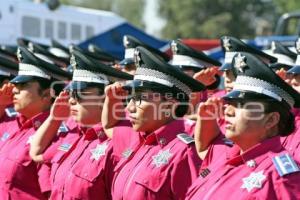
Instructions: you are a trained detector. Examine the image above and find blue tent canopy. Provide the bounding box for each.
[79,22,169,60]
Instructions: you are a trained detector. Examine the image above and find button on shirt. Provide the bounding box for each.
[111,119,201,200]
[186,136,300,200]
[0,111,50,200]
[43,121,114,200]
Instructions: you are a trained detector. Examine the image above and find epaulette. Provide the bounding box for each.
[272,153,300,177]
[5,107,18,118]
[177,133,194,144]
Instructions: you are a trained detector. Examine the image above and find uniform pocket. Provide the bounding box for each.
[134,166,170,192]
[71,159,105,183]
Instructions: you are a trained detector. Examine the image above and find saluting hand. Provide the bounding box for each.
[193,66,220,86]
[0,83,14,106]
[50,91,70,121]
[197,97,224,120]
[105,82,128,101]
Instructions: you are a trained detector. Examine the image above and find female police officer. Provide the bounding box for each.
[186,52,300,199]
[102,46,206,199]
[29,50,133,200]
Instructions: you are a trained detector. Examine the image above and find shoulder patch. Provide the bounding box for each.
[272,153,300,177]
[5,107,18,118]
[177,133,194,144]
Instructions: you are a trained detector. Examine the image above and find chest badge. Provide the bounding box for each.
[152,149,173,168]
[90,143,108,161]
[241,170,266,192]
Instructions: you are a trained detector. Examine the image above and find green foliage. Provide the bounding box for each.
[60,0,145,29]
[159,0,300,39]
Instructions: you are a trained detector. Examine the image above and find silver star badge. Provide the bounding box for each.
[271,41,276,52]
[171,40,178,54]
[70,54,77,69]
[17,47,23,62]
[90,143,108,161]
[241,170,266,192]
[88,44,95,53]
[123,36,130,48]
[296,38,300,53]
[152,149,173,168]
[134,49,141,67]
[246,160,256,168]
[223,37,231,51]
[234,53,247,72]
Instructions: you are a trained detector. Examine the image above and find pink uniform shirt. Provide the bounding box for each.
[281,108,300,163]
[43,121,114,200]
[111,119,201,200]
[186,136,300,200]
[0,111,50,200]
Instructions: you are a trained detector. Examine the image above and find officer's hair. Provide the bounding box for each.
[0,76,11,88]
[263,101,295,136]
[161,91,189,118]
[36,79,64,103]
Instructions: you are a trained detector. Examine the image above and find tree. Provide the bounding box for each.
[60,0,145,29]
[159,0,283,39]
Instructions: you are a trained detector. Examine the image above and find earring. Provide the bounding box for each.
[165,111,170,117]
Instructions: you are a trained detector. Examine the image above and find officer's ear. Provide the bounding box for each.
[40,88,52,101]
[263,111,280,131]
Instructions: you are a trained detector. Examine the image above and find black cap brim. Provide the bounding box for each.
[123,80,173,93]
[287,66,300,75]
[66,81,105,91]
[222,90,279,102]
[219,62,232,71]
[119,58,135,66]
[269,63,293,71]
[10,75,37,84]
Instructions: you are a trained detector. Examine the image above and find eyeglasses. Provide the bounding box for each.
[126,93,167,107]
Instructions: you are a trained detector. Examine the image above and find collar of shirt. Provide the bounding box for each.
[78,123,107,141]
[225,136,283,167]
[16,111,50,130]
[143,119,186,147]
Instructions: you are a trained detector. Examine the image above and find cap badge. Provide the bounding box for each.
[296,38,300,53]
[171,40,178,54]
[234,53,247,72]
[17,47,23,62]
[223,37,231,51]
[133,48,141,67]
[70,54,77,69]
[123,36,130,48]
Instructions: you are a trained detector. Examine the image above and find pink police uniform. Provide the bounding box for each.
[186,136,300,200]
[281,108,300,163]
[43,120,114,200]
[0,110,50,200]
[111,118,202,200]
